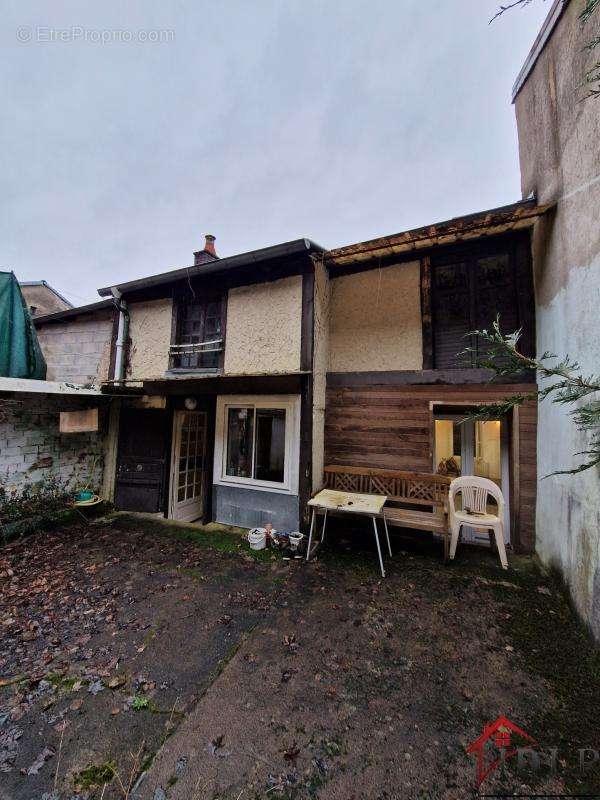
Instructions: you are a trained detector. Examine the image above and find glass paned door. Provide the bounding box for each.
[170,410,207,522]
[434,415,510,545]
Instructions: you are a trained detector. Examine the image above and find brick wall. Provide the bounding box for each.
[36,310,114,385]
[0,393,108,497]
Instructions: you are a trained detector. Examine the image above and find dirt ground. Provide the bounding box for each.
[1,514,599,800]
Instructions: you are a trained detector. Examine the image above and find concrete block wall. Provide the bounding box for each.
[0,394,107,498]
[36,311,113,385]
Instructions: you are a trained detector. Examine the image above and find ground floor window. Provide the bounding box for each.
[215,395,300,494]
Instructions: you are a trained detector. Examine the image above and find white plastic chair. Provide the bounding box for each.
[448,476,508,569]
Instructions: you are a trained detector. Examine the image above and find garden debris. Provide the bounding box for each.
[88,680,104,695]
[208,734,231,757]
[24,746,55,776]
[0,727,22,772]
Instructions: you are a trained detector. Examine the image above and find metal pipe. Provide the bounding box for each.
[111,287,129,384]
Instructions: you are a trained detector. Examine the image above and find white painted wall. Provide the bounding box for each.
[515,1,600,638]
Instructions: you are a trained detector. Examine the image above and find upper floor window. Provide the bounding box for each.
[169,297,224,372]
[431,242,526,369]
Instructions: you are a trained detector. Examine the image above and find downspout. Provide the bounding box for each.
[111,287,129,385]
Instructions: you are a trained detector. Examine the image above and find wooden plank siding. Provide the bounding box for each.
[324,382,537,553]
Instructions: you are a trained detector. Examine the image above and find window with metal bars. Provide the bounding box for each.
[169,298,223,371]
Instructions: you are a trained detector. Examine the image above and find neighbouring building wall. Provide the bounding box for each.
[127,298,173,380]
[0,393,107,497]
[36,310,113,385]
[515,1,600,635]
[20,284,71,316]
[328,261,422,372]
[312,258,330,491]
[224,275,303,374]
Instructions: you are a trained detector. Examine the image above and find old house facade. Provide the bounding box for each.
[38,206,541,553]
[513,0,600,636]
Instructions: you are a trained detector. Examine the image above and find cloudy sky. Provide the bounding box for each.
[1,0,550,305]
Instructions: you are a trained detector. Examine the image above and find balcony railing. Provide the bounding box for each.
[168,338,224,372]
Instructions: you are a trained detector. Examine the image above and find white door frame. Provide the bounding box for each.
[169,410,207,523]
[434,414,511,545]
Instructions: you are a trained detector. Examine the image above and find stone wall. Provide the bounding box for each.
[0,393,108,498]
[36,309,114,385]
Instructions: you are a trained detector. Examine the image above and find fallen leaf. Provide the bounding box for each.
[25,747,55,776]
[70,699,84,711]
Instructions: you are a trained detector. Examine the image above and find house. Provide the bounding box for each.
[512,0,600,638]
[19,280,73,317]
[29,204,539,551]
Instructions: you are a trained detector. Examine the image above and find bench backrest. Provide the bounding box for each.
[323,465,450,508]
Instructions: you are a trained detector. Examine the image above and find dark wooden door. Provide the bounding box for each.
[114,409,167,513]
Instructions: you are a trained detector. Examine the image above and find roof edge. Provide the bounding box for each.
[97,238,325,298]
[19,279,74,308]
[512,0,569,102]
[33,299,113,325]
[326,199,551,265]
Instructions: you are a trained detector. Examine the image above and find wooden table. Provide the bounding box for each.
[306,489,391,577]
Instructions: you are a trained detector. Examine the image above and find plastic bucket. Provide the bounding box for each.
[248,529,267,550]
[289,532,304,551]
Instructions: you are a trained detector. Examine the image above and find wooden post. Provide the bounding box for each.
[420,256,434,370]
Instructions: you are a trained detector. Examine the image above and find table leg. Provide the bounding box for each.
[306,507,316,561]
[372,516,386,578]
[320,509,328,543]
[383,515,392,557]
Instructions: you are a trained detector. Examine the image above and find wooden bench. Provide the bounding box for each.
[323,465,451,561]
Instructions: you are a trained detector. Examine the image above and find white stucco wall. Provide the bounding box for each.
[224,275,302,375]
[328,261,422,372]
[515,0,600,639]
[126,299,172,380]
[534,261,600,636]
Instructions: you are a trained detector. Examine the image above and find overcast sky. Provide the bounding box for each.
[1,0,550,305]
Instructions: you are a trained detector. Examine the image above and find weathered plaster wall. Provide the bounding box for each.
[312,259,330,491]
[328,261,422,372]
[36,311,113,385]
[224,275,302,374]
[127,299,173,380]
[0,394,107,497]
[515,0,600,638]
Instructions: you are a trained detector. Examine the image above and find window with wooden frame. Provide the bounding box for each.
[430,236,532,369]
[213,395,301,494]
[169,295,225,372]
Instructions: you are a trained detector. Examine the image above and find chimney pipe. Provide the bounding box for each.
[204,234,217,258]
[193,234,218,266]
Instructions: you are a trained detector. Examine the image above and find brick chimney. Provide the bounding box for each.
[194,234,218,266]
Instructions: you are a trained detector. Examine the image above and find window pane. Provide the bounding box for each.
[434,419,462,477]
[254,409,286,483]
[226,408,254,478]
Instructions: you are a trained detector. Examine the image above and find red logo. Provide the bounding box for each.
[467,715,537,786]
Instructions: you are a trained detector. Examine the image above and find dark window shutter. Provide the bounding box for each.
[432,261,472,369]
